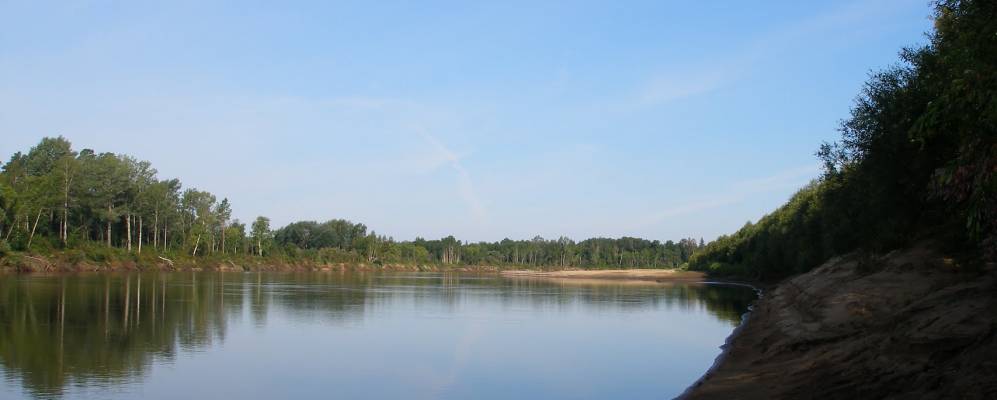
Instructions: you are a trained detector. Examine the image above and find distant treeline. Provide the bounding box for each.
[276,219,704,268]
[0,138,702,269]
[690,0,996,279]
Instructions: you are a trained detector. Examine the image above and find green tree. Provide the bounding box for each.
[215,198,232,254]
[182,189,216,256]
[225,220,247,254]
[251,216,271,257]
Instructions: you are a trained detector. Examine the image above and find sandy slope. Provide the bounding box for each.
[683,245,997,399]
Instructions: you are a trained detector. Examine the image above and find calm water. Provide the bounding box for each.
[0,272,755,399]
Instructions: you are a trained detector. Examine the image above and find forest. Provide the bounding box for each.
[689,0,996,280]
[0,139,702,270]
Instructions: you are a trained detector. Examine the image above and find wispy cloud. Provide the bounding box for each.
[628,0,911,109]
[419,130,487,223]
[646,197,743,221]
[637,164,818,228]
[731,165,820,193]
[638,67,731,106]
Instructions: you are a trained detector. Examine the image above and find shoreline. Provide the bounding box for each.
[678,284,764,399]
[0,253,499,274]
[500,268,706,282]
[1,253,702,276]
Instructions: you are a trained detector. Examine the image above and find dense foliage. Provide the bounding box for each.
[274,221,704,268]
[690,0,996,279]
[1,137,257,259]
[0,138,702,269]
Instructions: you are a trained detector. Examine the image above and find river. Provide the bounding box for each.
[0,272,755,399]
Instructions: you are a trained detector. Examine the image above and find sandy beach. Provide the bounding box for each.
[501,269,706,282]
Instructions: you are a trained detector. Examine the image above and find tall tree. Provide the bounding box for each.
[215,198,231,254]
[53,153,78,246]
[182,189,216,256]
[251,216,271,257]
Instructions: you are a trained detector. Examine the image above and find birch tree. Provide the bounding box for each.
[251,216,271,257]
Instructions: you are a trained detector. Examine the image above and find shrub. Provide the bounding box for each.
[65,249,86,265]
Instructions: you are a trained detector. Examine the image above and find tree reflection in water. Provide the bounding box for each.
[0,272,755,398]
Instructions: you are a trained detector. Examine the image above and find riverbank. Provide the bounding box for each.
[0,252,498,273]
[682,244,997,399]
[0,252,694,275]
[501,268,705,282]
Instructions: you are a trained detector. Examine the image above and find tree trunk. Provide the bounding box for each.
[4,214,17,241]
[192,234,201,257]
[61,206,67,245]
[80,214,88,242]
[153,209,159,250]
[27,208,43,248]
[221,223,226,254]
[62,175,70,246]
[138,216,143,254]
[107,205,113,247]
[126,213,132,252]
[257,238,262,257]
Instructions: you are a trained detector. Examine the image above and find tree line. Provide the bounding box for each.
[689,0,996,279]
[0,137,274,261]
[274,219,704,268]
[0,138,702,268]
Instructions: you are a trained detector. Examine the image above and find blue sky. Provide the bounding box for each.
[1,0,934,242]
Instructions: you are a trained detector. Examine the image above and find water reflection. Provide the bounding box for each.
[0,272,755,399]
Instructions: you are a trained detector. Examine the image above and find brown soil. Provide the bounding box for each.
[683,245,997,399]
[0,255,502,274]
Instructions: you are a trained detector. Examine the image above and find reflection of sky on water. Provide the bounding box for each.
[0,272,755,400]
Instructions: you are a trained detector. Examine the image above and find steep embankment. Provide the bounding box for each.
[684,244,997,399]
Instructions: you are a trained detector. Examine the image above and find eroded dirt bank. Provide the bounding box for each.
[683,246,997,399]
